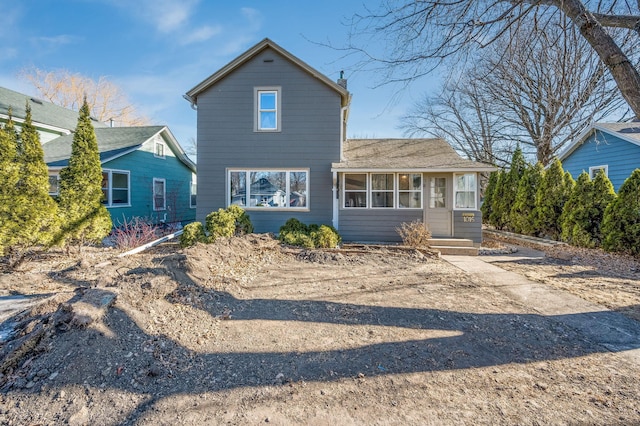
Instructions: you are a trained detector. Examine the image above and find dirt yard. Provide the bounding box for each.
[0,234,639,425]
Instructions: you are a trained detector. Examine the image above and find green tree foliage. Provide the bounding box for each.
[590,170,616,246]
[57,99,112,248]
[560,172,596,247]
[0,117,21,255]
[497,146,527,231]
[179,221,207,248]
[602,169,640,254]
[6,103,60,263]
[534,159,573,239]
[205,205,253,242]
[488,170,506,229]
[481,171,498,225]
[510,162,544,236]
[278,218,342,248]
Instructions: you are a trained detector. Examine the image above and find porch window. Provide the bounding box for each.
[344,174,368,208]
[153,178,166,211]
[101,169,130,207]
[371,173,394,208]
[229,169,308,209]
[399,173,422,208]
[454,173,477,210]
[429,177,446,208]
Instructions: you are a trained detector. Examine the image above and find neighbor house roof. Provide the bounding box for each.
[44,126,196,173]
[557,122,640,161]
[0,86,106,133]
[331,139,495,172]
[185,38,350,107]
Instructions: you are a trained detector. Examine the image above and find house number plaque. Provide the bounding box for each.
[462,213,475,223]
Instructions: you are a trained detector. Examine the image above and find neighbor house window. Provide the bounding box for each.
[153,178,166,211]
[101,169,130,207]
[589,165,608,179]
[255,87,281,131]
[454,173,477,209]
[371,173,394,208]
[343,173,423,209]
[229,169,308,209]
[190,177,197,208]
[344,174,368,208]
[154,139,165,158]
[48,173,60,195]
[399,173,423,208]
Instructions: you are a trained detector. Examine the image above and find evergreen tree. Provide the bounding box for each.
[534,159,572,239]
[590,170,616,246]
[10,104,60,263]
[481,170,498,225]
[0,117,21,255]
[488,170,506,229]
[496,146,526,231]
[602,169,640,255]
[510,162,544,236]
[57,99,112,249]
[560,172,595,247]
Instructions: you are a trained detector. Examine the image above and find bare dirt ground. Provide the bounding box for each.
[0,234,639,425]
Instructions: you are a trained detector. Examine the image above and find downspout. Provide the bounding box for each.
[332,171,339,230]
[340,106,347,161]
[183,94,197,110]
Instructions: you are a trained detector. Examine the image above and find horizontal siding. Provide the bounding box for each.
[338,209,423,242]
[195,46,341,233]
[452,210,482,243]
[562,131,640,192]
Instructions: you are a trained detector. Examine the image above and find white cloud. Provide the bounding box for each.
[30,34,81,49]
[180,25,222,45]
[105,0,199,34]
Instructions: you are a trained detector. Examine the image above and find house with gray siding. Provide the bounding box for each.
[558,122,640,192]
[185,38,493,244]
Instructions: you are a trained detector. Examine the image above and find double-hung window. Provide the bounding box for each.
[153,178,166,211]
[255,87,281,132]
[589,165,608,179]
[399,173,422,208]
[344,174,368,208]
[154,139,165,159]
[229,169,308,209]
[454,173,477,209]
[102,169,130,207]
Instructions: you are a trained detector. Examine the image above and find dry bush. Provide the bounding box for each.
[396,220,432,248]
[112,217,159,250]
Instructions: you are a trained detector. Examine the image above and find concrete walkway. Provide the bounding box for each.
[442,250,640,363]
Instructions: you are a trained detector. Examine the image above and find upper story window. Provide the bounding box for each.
[102,169,130,207]
[154,139,166,159]
[454,173,477,210]
[589,165,608,179]
[255,87,281,132]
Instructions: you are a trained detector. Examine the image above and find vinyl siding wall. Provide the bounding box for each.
[103,137,195,227]
[338,209,423,242]
[562,130,640,192]
[195,47,341,233]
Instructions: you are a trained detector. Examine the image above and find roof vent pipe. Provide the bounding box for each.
[337,70,347,90]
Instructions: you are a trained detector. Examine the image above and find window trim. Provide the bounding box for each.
[370,173,395,209]
[102,169,131,208]
[153,178,166,211]
[190,177,197,209]
[453,173,477,210]
[227,168,309,211]
[589,165,608,179]
[342,173,423,210]
[48,172,60,196]
[254,87,281,132]
[154,139,166,159]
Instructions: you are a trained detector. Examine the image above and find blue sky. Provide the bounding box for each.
[0,0,439,149]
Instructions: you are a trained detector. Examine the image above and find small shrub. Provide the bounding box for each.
[279,219,341,248]
[396,220,432,248]
[180,221,207,248]
[226,204,254,235]
[205,208,236,242]
[112,217,159,250]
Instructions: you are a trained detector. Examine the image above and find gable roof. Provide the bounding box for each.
[557,122,640,161]
[185,38,350,107]
[331,139,495,172]
[44,126,196,173]
[0,86,107,133]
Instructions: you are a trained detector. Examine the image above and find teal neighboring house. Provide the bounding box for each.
[558,122,640,192]
[44,126,197,227]
[1,85,197,227]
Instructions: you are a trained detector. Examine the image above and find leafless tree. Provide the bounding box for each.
[347,1,640,119]
[20,67,149,126]
[402,11,630,165]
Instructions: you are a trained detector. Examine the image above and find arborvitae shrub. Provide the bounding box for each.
[590,170,616,246]
[488,170,506,229]
[500,146,527,231]
[481,171,498,225]
[602,169,640,254]
[535,159,573,239]
[0,120,20,256]
[510,163,543,236]
[560,172,596,247]
[180,221,207,248]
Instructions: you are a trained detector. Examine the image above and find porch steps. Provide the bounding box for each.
[429,238,478,256]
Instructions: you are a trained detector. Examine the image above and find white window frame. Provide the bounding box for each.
[153,178,166,211]
[227,169,309,211]
[589,165,608,179]
[190,176,197,209]
[453,173,477,210]
[342,173,423,210]
[370,173,395,209]
[154,139,166,159]
[102,169,131,208]
[48,172,60,195]
[254,87,281,132]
